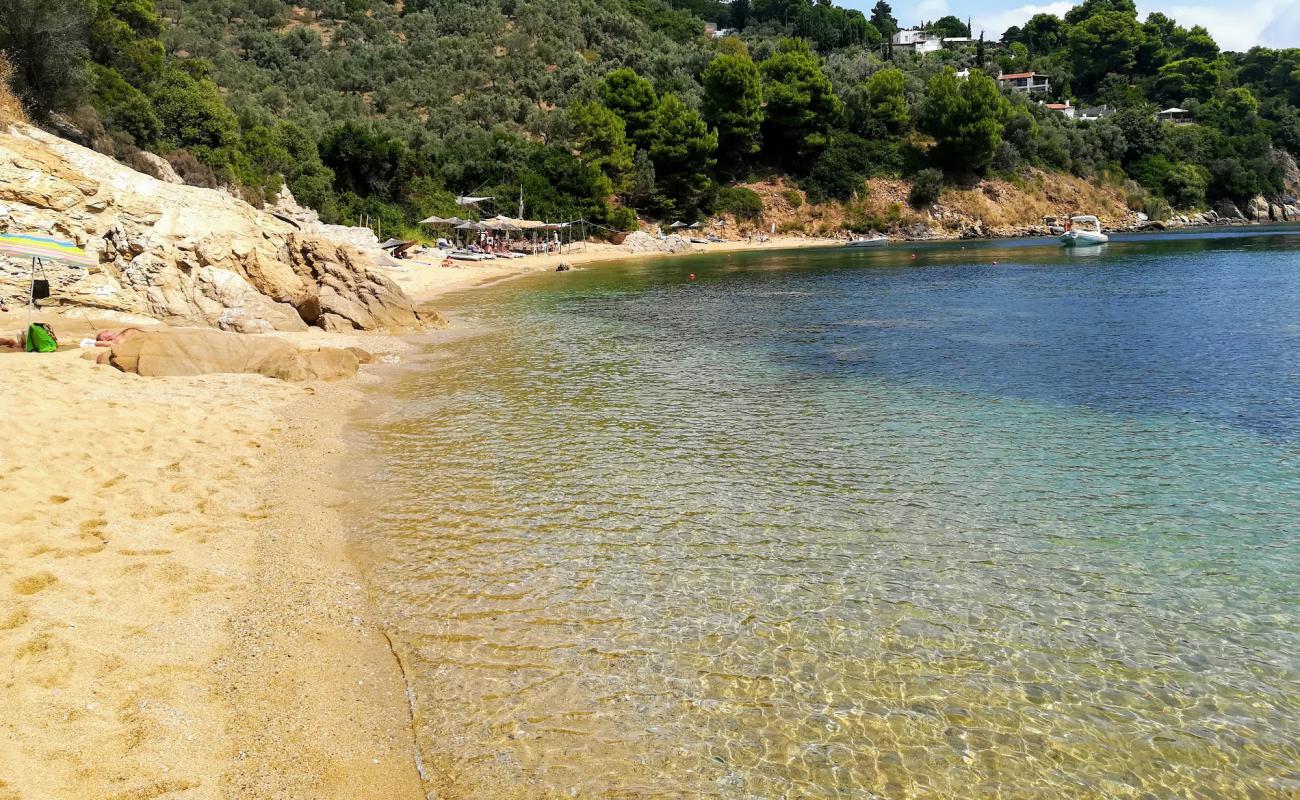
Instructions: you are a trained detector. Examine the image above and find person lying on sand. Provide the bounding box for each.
[94,327,144,346]
[1,323,57,351]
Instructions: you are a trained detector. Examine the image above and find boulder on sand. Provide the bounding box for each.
[622,231,695,254]
[107,329,359,381]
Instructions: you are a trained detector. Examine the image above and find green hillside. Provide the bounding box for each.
[3,0,1299,236]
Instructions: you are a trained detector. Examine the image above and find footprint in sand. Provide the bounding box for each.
[14,631,74,687]
[13,572,58,595]
[0,606,29,630]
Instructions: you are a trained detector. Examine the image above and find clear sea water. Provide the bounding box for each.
[355,229,1300,799]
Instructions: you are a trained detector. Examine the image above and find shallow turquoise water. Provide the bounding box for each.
[359,229,1300,798]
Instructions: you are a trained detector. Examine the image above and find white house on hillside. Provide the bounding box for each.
[1044,101,1076,119]
[891,29,944,53]
[890,29,977,54]
[997,71,1051,94]
[1157,107,1192,124]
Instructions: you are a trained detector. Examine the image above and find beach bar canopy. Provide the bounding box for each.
[418,214,465,226]
[482,215,523,232]
[0,233,96,269]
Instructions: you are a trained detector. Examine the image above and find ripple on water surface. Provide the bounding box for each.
[357,232,1300,799]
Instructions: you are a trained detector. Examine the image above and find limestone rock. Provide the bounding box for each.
[281,236,423,331]
[413,302,450,329]
[108,329,359,381]
[623,231,696,254]
[1215,202,1246,221]
[344,346,375,364]
[318,312,354,333]
[1246,195,1270,221]
[0,124,428,333]
[136,152,183,184]
[266,185,380,248]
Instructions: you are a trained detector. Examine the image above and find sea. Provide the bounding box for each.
[352,227,1300,799]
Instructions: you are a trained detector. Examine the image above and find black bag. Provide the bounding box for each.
[31,279,50,301]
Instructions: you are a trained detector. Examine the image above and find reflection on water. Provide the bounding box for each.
[356,230,1300,798]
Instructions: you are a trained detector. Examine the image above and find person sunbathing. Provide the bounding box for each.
[94,327,144,346]
[1,323,57,351]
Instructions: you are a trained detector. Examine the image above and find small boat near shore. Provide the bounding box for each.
[1060,215,1109,246]
[844,235,888,248]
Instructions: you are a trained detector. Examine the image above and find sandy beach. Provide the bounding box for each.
[0,321,423,799]
[0,235,827,797]
[0,232,823,798]
[385,235,840,301]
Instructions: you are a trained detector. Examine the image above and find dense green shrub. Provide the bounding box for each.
[908,168,943,208]
[714,186,764,220]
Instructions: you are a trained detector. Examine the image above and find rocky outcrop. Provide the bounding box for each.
[623,231,695,254]
[0,125,429,332]
[266,186,380,248]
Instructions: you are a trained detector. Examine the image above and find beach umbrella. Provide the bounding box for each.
[455,221,486,230]
[688,222,701,229]
[0,233,96,268]
[419,215,467,226]
[0,233,97,313]
[484,216,523,232]
[669,220,687,228]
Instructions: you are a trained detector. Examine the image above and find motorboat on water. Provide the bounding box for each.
[844,234,889,248]
[1060,215,1109,246]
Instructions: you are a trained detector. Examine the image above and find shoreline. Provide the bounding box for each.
[5,222,1296,796]
[387,235,842,302]
[386,220,1294,303]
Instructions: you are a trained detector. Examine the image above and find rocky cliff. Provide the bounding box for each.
[0,124,429,333]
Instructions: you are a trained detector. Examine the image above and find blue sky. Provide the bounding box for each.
[840,0,1300,51]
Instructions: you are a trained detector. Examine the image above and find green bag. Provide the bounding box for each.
[24,323,57,353]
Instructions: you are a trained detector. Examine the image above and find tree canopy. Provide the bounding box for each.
[1,0,1296,234]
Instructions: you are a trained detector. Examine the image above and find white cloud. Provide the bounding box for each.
[1139,1,1288,51]
[847,0,1299,48]
[912,0,953,24]
[970,1,1074,39]
[1255,1,1300,47]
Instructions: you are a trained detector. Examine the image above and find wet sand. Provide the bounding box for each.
[0,326,423,798]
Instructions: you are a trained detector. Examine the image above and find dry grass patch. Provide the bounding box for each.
[0,55,26,126]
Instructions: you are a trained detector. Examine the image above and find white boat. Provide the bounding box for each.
[1060,215,1109,246]
[844,235,888,248]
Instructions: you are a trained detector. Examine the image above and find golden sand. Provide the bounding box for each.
[0,328,423,798]
[386,235,840,301]
[0,239,830,796]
